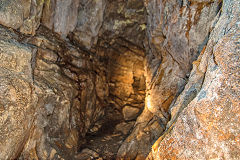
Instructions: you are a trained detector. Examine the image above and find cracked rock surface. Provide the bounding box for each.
[0,0,239,160]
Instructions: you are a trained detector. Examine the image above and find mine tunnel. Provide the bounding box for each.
[0,0,239,160]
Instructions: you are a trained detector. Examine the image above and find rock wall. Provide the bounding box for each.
[0,25,37,160]
[147,0,240,159]
[0,0,146,159]
[0,0,239,159]
[19,25,109,159]
[0,23,109,159]
[117,0,223,159]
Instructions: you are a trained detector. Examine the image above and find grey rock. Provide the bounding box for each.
[71,0,106,48]
[0,0,24,29]
[42,0,80,37]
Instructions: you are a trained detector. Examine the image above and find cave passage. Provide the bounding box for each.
[1,0,238,160]
[76,37,147,159]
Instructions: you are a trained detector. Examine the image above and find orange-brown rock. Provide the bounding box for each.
[0,0,146,159]
[148,0,240,159]
[0,0,239,159]
[117,0,222,158]
[0,26,37,160]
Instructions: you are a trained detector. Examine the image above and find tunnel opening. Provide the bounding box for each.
[75,37,147,159]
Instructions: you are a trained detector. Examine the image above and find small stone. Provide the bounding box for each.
[49,149,57,159]
[89,121,102,133]
[75,148,100,160]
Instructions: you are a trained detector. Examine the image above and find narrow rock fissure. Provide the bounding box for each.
[0,0,239,160]
[74,37,147,159]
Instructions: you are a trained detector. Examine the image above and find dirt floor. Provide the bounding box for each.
[76,105,134,160]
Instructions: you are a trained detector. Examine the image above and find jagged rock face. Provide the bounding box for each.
[0,0,25,29]
[42,0,80,37]
[0,24,109,159]
[70,0,105,48]
[117,0,222,159]
[0,0,146,159]
[0,26,37,160]
[0,0,44,35]
[0,0,239,159]
[98,0,146,47]
[145,0,221,116]
[148,0,240,159]
[19,26,109,159]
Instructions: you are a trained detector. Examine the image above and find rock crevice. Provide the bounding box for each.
[0,0,239,160]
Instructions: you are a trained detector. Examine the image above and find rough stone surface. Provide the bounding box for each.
[0,0,239,159]
[117,108,164,159]
[107,38,146,113]
[18,26,109,159]
[0,0,80,36]
[70,0,105,49]
[0,0,145,158]
[147,0,240,159]
[115,121,135,135]
[20,0,45,35]
[75,148,102,160]
[0,23,108,159]
[0,0,24,29]
[98,0,146,47]
[0,26,37,160]
[0,0,45,35]
[117,0,222,158]
[42,0,80,37]
[145,0,221,117]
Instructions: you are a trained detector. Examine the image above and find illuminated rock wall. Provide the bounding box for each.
[0,0,239,159]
